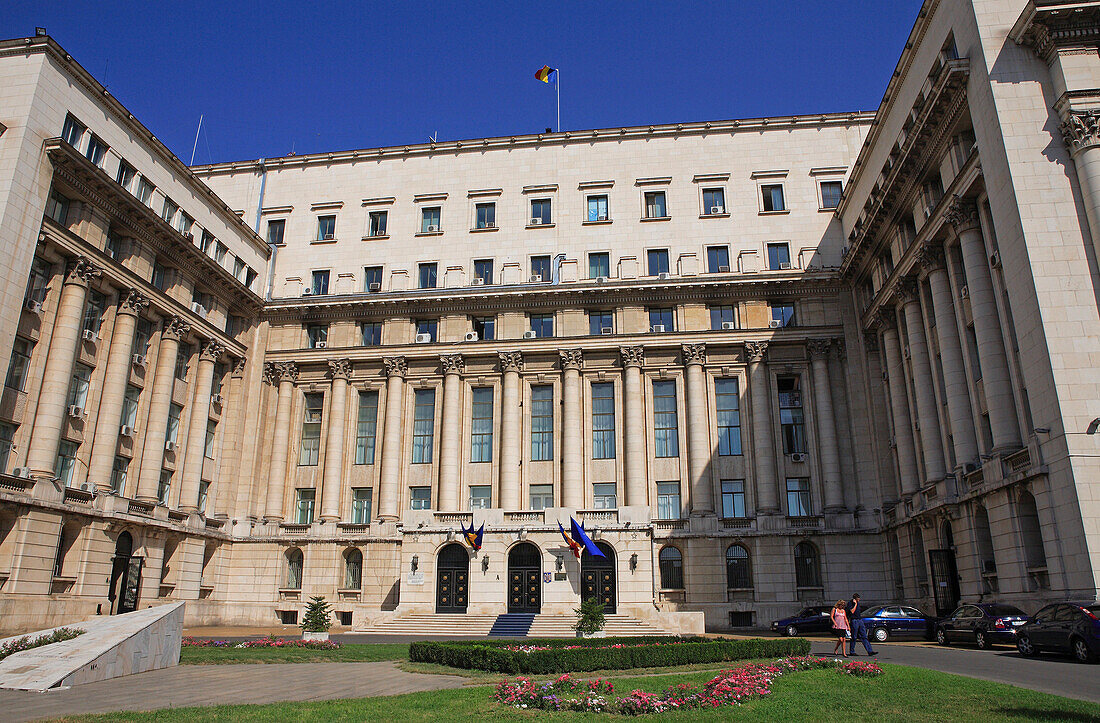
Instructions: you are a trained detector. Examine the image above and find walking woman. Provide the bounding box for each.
[831,599,851,657]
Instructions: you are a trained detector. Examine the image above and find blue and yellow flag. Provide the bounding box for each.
[570,517,605,558]
[535,65,558,83]
[461,521,484,551]
[559,521,582,559]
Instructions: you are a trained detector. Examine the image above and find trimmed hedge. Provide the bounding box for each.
[408,636,810,674]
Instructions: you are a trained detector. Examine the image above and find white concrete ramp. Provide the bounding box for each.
[0,602,184,692]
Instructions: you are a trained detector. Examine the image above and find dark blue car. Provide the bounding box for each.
[1016,602,1100,663]
[860,604,936,642]
[771,605,833,637]
[935,603,1030,649]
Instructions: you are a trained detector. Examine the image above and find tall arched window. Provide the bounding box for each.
[285,548,303,589]
[794,542,820,588]
[344,548,363,590]
[725,544,751,589]
[1017,491,1048,588]
[658,546,683,590]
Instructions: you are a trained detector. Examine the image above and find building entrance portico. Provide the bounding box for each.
[507,542,541,613]
[435,543,469,613]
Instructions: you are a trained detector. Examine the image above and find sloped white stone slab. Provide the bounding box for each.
[0,602,184,691]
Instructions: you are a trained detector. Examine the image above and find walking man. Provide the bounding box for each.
[847,593,878,656]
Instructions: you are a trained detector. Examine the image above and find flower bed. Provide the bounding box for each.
[493,655,883,714]
[410,636,809,674]
[0,627,84,662]
[182,635,341,650]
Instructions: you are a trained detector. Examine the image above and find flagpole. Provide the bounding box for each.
[556,71,561,132]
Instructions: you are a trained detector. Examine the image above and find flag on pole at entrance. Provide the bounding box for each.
[570,517,606,558]
[535,64,558,83]
[559,521,582,559]
[461,521,484,551]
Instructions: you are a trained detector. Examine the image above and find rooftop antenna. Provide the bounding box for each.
[189,114,203,166]
[429,131,437,143]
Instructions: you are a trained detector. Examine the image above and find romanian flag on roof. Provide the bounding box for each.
[535,65,557,83]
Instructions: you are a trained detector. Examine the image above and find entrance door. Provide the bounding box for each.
[109,532,141,615]
[581,541,616,613]
[436,544,469,613]
[507,542,541,613]
[928,549,960,618]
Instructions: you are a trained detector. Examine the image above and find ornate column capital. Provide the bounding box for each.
[199,340,226,362]
[833,338,847,362]
[161,315,191,341]
[744,341,769,363]
[271,361,299,385]
[65,256,101,287]
[327,358,353,380]
[863,331,880,354]
[893,277,920,305]
[619,345,645,368]
[498,351,524,373]
[943,194,981,234]
[559,348,584,371]
[440,354,465,375]
[118,288,149,316]
[231,357,247,378]
[681,343,707,366]
[383,356,407,378]
[807,338,832,360]
[871,306,897,331]
[1061,109,1100,155]
[917,242,946,274]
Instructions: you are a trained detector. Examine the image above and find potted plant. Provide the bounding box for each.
[300,595,332,642]
[574,597,607,638]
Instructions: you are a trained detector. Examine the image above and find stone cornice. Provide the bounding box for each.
[1010,1,1100,65]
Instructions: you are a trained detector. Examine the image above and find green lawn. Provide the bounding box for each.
[179,642,408,665]
[53,663,1100,722]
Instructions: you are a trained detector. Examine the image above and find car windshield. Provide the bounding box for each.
[865,607,887,617]
[797,608,816,618]
[986,604,1026,616]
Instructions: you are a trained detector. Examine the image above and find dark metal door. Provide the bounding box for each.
[928,549,959,618]
[116,556,143,614]
[508,568,540,612]
[436,567,468,612]
[581,569,616,613]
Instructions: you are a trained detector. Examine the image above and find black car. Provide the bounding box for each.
[861,604,936,642]
[1016,602,1100,663]
[771,605,833,637]
[935,603,1030,649]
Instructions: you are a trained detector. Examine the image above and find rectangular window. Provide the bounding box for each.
[5,338,33,391]
[67,363,92,410]
[530,198,552,225]
[470,387,494,462]
[647,249,670,276]
[475,202,496,229]
[409,486,431,510]
[778,376,806,454]
[361,322,382,346]
[166,403,183,445]
[472,316,495,341]
[316,215,336,241]
[761,184,786,212]
[593,483,617,509]
[820,180,843,209]
[214,241,227,263]
[770,304,795,327]
[657,481,681,520]
[198,481,210,514]
[85,135,108,166]
[133,318,154,354]
[529,314,553,338]
[710,305,736,330]
[311,270,329,295]
[786,478,812,517]
[587,194,609,221]
[151,261,170,292]
[644,191,667,218]
[162,198,178,225]
[703,188,726,214]
[420,207,441,233]
[722,479,746,518]
[212,361,227,397]
[715,378,742,455]
[205,419,217,458]
[530,484,554,510]
[56,441,78,487]
[364,265,384,291]
[412,388,436,463]
[266,219,285,245]
[352,487,373,523]
[368,210,388,237]
[25,257,52,305]
[767,242,791,270]
[530,385,554,461]
[355,390,379,465]
[175,343,192,381]
[648,307,675,332]
[106,233,124,260]
[415,319,437,342]
[296,489,316,524]
[176,212,194,237]
[81,290,105,336]
[0,423,15,474]
[299,392,324,466]
[136,177,154,205]
[531,255,551,282]
[116,161,136,192]
[62,114,85,147]
[45,189,70,225]
[588,252,610,279]
[157,470,172,505]
[307,325,328,348]
[591,382,616,459]
[110,456,129,494]
[652,380,679,458]
[707,245,730,273]
[418,262,438,289]
[588,310,614,336]
[469,485,492,510]
[474,259,494,285]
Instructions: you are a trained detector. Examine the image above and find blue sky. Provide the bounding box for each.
[3,1,924,164]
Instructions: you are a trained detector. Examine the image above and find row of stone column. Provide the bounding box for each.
[21,255,232,514]
[261,338,847,521]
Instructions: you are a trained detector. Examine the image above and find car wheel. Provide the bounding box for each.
[936,629,948,645]
[1072,637,1095,664]
[975,631,989,650]
[873,627,889,643]
[786,625,798,638]
[1016,635,1036,657]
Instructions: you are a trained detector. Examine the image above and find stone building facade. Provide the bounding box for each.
[0,0,1097,634]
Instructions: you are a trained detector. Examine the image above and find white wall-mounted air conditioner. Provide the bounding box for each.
[596,214,608,221]
[323,233,335,240]
[165,440,177,452]
[315,341,327,349]
[132,354,147,367]
[368,282,381,292]
[718,265,730,273]
[13,466,32,478]
[778,262,792,270]
[528,275,543,283]
[190,302,207,318]
[721,321,736,330]
[119,425,134,437]
[472,278,485,286]
[523,330,538,339]
[769,319,783,329]
[24,299,42,314]
[657,272,671,280]
[210,393,224,405]
[67,405,85,418]
[710,206,725,215]
[595,276,608,284]
[484,222,496,228]
[415,333,432,344]
[529,217,543,225]
[464,332,479,342]
[790,452,807,463]
[302,288,314,296]
[650,324,666,333]
[426,225,439,233]
[600,327,613,335]
[81,329,99,342]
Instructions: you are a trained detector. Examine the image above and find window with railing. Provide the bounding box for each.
[657,481,681,520]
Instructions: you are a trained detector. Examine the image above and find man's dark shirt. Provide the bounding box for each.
[848,598,863,621]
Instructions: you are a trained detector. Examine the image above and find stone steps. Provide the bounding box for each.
[355,612,672,637]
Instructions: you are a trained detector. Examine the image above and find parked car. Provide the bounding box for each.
[861,604,936,641]
[935,603,1030,649]
[1015,602,1100,663]
[771,605,834,637]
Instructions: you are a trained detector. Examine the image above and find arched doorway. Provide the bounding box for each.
[507,542,541,613]
[109,531,143,615]
[436,544,469,613]
[929,519,960,617]
[581,541,616,613]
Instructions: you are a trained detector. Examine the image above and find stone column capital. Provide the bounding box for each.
[1061,109,1100,155]
[199,340,226,362]
[231,357,247,378]
[65,256,101,287]
[893,277,920,305]
[863,331,880,353]
[833,338,847,361]
[807,338,832,360]
[498,351,524,372]
[744,341,769,363]
[681,343,707,366]
[264,361,299,385]
[871,306,897,331]
[917,242,947,274]
[328,358,353,380]
[619,345,645,368]
[440,354,465,375]
[161,315,191,341]
[383,356,407,378]
[559,348,584,370]
[118,288,149,316]
[943,195,981,233]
